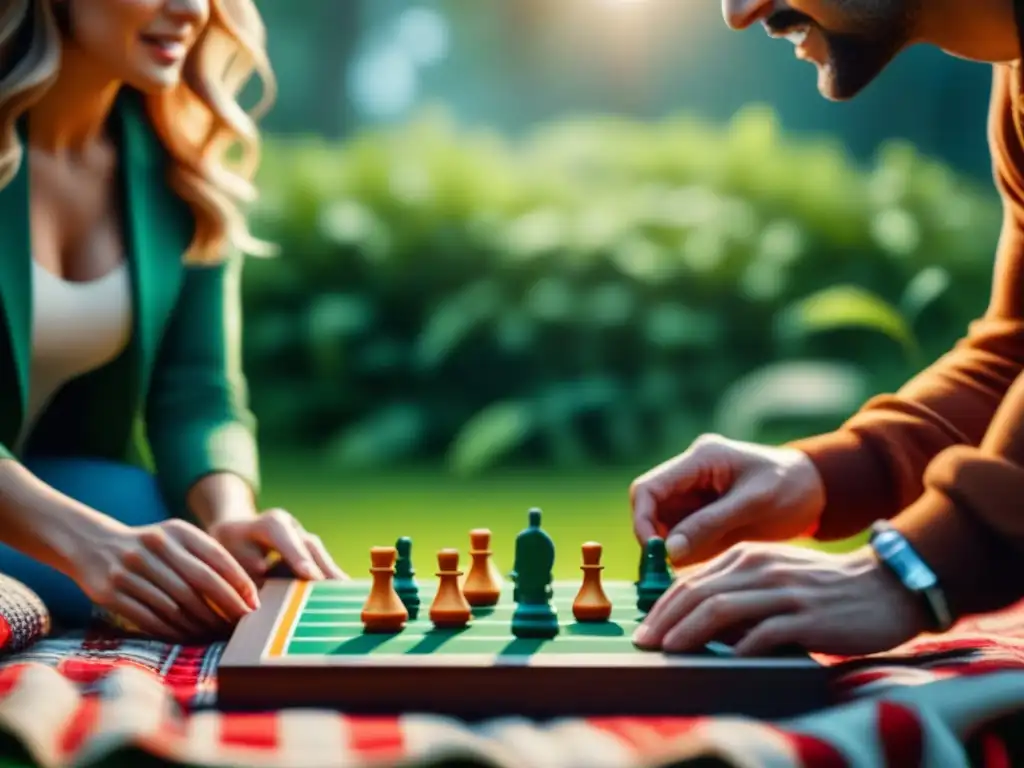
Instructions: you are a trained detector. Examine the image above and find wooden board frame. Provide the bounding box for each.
[219,579,833,718]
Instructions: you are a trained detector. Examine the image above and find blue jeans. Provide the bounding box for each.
[0,458,171,628]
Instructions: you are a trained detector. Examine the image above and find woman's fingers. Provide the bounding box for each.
[303,533,346,579]
[105,590,187,641]
[126,549,228,632]
[148,531,255,623]
[252,512,324,580]
[171,524,260,609]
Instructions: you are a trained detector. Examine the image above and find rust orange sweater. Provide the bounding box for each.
[790,64,1024,621]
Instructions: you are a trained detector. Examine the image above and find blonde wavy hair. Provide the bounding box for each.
[0,0,276,263]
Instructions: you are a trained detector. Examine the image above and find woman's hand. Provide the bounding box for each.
[632,542,931,656]
[208,508,347,582]
[68,518,260,641]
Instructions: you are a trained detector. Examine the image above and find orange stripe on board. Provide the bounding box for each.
[267,581,310,658]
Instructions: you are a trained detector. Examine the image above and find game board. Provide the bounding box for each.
[219,577,831,718]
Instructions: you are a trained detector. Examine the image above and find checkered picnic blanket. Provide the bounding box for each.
[3,596,1024,767]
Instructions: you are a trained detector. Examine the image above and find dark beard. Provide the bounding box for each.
[820,30,906,99]
[764,5,915,100]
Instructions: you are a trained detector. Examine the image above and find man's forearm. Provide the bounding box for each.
[186,472,259,529]
[892,369,1024,620]
[790,313,1024,540]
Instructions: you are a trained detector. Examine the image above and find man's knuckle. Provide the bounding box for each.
[732,542,759,565]
[759,618,788,643]
[760,564,790,587]
[703,594,732,621]
[783,588,810,611]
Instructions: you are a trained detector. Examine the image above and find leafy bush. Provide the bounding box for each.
[243,105,1001,472]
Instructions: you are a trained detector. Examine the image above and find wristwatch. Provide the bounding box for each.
[869,520,953,632]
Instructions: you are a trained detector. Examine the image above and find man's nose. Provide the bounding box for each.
[721,0,777,30]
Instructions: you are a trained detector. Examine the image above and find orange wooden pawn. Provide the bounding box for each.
[361,546,408,633]
[462,529,502,607]
[430,549,472,628]
[573,542,612,622]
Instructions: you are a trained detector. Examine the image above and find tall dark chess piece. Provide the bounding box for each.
[636,536,673,613]
[394,536,420,620]
[510,508,559,638]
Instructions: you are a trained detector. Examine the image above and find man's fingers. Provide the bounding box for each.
[732,614,810,657]
[631,454,704,542]
[659,589,802,653]
[631,483,660,544]
[664,483,768,564]
[637,548,774,641]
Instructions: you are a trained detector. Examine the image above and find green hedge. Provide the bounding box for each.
[242,105,1001,472]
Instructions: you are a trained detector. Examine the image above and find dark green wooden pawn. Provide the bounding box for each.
[635,547,647,586]
[636,536,673,613]
[394,536,420,620]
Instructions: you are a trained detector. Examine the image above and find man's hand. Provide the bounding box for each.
[631,435,827,566]
[632,543,931,656]
[208,508,348,582]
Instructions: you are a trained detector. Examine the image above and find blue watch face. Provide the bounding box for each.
[874,530,936,591]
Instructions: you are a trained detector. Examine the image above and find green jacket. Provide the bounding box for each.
[0,89,260,514]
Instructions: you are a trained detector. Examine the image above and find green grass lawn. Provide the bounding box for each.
[257,455,866,580]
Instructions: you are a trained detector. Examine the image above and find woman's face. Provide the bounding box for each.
[60,0,210,91]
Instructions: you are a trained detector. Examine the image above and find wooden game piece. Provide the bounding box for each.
[573,542,612,622]
[394,536,420,619]
[462,529,501,607]
[511,507,559,638]
[361,546,408,633]
[430,549,472,628]
[637,536,674,613]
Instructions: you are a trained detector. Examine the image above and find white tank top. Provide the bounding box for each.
[15,261,133,450]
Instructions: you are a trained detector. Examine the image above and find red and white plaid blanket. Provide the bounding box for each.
[3,606,1024,767]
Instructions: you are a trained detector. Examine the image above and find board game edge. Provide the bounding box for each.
[220,579,294,667]
[220,579,821,670]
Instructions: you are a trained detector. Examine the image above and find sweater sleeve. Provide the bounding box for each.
[788,64,1024,545]
[144,251,261,516]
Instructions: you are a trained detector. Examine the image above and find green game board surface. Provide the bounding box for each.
[283,579,645,657]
